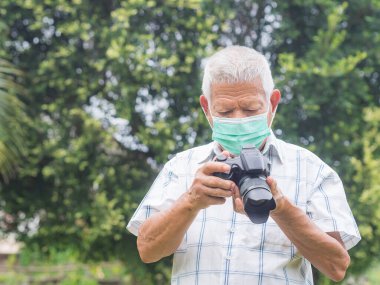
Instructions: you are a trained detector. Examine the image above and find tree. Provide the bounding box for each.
[272,2,380,279]
[0,58,26,182]
[0,0,231,283]
[350,108,380,272]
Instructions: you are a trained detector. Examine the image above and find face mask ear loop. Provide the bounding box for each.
[263,95,275,128]
[268,103,277,128]
[202,102,214,129]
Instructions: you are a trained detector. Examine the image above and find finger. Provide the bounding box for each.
[266,176,285,204]
[202,175,236,191]
[209,196,227,205]
[202,161,231,175]
[233,197,246,214]
[231,183,240,197]
[203,185,234,198]
[231,186,246,215]
[266,176,278,195]
[221,150,233,158]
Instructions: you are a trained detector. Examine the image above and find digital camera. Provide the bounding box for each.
[214,146,276,223]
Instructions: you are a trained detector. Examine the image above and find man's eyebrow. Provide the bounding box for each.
[213,98,235,106]
[238,98,263,108]
[214,105,235,112]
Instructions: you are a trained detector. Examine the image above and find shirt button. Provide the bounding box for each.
[230,228,235,233]
[225,255,232,260]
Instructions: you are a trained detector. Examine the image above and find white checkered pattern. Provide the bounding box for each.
[127,133,361,285]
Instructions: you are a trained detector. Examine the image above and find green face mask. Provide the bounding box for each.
[211,112,271,155]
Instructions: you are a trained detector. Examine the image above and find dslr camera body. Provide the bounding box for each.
[214,145,276,224]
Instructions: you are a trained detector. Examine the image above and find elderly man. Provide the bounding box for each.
[127,46,360,285]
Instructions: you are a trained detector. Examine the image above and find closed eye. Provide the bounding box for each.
[218,110,233,115]
[245,109,262,115]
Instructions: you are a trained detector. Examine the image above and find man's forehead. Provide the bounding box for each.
[211,79,266,99]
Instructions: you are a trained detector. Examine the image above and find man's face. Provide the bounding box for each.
[201,78,278,128]
[210,80,268,119]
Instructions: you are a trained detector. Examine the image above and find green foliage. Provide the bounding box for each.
[350,108,380,272]
[272,1,380,279]
[0,0,231,283]
[274,2,372,161]
[0,272,27,285]
[3,247,133,285]
[0,58,27,182]
[60,274,98,285]
[360,261,380,285]
[19,244,80,266]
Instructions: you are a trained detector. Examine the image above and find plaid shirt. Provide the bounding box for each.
[127,133,361,285]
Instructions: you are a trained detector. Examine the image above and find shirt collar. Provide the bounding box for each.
[197,130,284,164]
[261,130,284,164]
[197,143,217,164]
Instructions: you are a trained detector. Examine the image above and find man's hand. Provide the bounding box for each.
[267,176,287,215]
[137,159,236,263]
[219,150,286,216]
[267,177,350,282]
[217,150,247,215]
[186,160,237,211]
[232,175,286,216]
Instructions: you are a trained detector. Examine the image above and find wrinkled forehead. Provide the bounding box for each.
[209,80,268,113]
[210,79,267,103]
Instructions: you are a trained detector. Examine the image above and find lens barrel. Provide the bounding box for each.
[239,176,275,223]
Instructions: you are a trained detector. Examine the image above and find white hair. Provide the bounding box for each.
[201,46,274,102]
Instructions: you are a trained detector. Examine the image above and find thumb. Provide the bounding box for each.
[266,176,279,195]
[221,150,233,158]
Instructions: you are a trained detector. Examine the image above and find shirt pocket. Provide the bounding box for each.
[234,216,294,255]
[263,219,294,253]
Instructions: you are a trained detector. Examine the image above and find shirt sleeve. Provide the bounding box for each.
[126,155,182,236]
[307,163,361,250]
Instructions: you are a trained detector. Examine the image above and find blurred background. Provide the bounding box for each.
[0,0,379,284]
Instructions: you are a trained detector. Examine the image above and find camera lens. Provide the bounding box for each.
[239,175,274,223]
[240,176,272,204]
[247,198,266,207]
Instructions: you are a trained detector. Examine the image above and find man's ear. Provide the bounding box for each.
[200,95,212,124]
[200,95,209,112]
[270,89,281,113]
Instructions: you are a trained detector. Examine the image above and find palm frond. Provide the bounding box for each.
[0,58,27,183]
